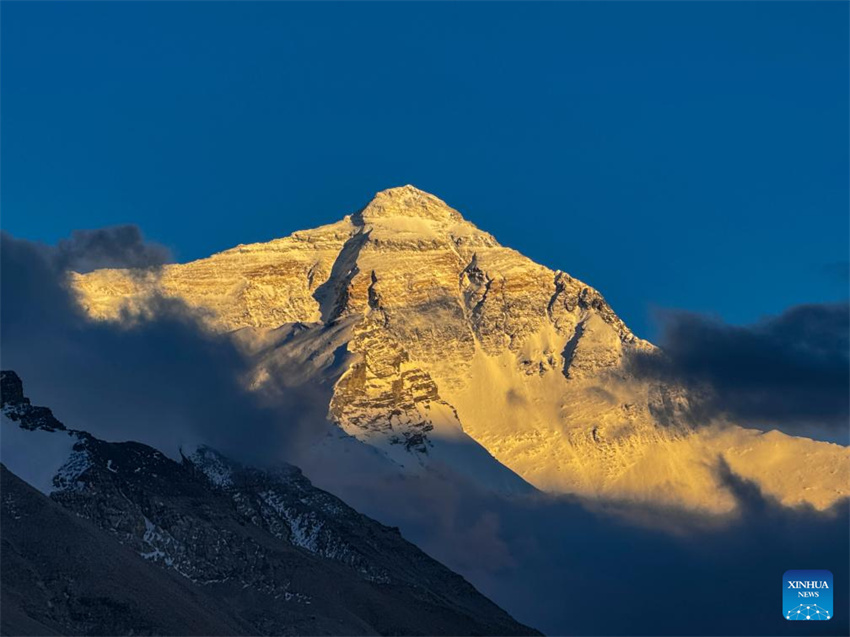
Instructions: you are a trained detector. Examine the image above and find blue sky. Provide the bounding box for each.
[2,1,847,339]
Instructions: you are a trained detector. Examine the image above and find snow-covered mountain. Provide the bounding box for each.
[73,186,849,513]
[0,370,537,636]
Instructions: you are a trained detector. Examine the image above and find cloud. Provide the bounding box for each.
[317,454,848,637]
[629,303,850,439]
[55,225,172,273]
[0,230,328,465]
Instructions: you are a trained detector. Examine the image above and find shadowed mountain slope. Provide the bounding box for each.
[0,370,538,637]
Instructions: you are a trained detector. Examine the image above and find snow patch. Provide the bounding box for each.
[1,414,78,494]
[260,490,325,553]
[139,516,176,566]
[184,445,234,488]
[53,447,93,492]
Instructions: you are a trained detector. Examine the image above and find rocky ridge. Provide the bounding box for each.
[0,370,538,636]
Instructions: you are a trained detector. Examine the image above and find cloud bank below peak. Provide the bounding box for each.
[0,228,329,467]
[630,302,850,442]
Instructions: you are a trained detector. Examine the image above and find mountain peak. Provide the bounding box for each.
[68,191,850,517]
[359,185,463,223]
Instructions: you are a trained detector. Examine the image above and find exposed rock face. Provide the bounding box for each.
[72,186,850,513]
[1,465,255,637]
[0,370,66,432]
[0,371,538,636]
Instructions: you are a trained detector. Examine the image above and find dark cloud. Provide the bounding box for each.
[0,230,328,465]
[55,225,172,273]
[317,455,848,637]
[629,304,850,440]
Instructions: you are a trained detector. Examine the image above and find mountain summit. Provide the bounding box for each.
[358,185,464,223]
[72,187,849,513]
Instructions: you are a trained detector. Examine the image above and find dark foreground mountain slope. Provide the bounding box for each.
[0,370,538,636]
[1,465,253,636]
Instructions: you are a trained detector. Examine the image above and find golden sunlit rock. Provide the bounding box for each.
[72,186,849,513]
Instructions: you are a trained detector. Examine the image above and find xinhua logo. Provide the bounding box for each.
[783,570,833,621]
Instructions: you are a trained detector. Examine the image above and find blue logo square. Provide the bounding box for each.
[783,570,833,620]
